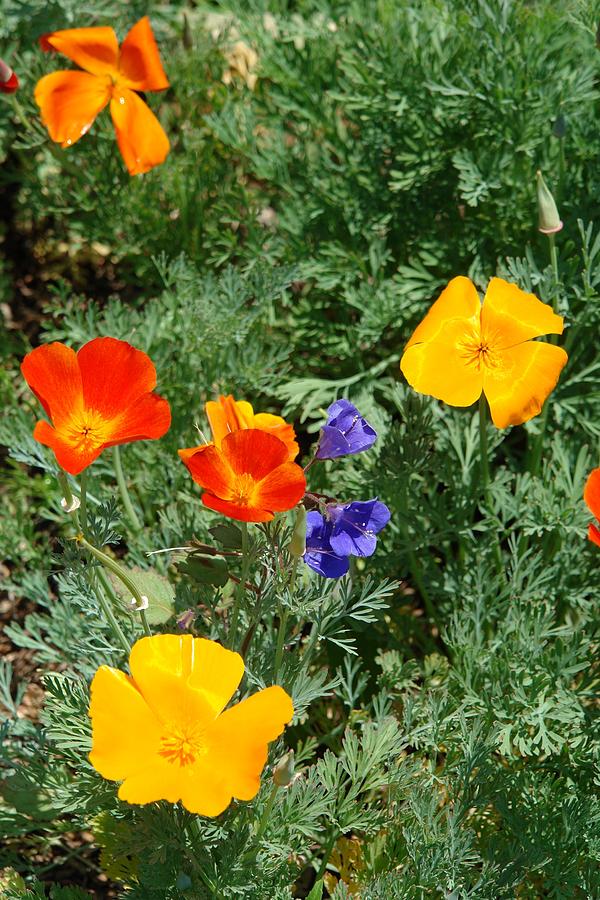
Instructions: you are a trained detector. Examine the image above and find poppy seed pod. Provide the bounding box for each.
[289,504,307,557]
[536,171,563,235]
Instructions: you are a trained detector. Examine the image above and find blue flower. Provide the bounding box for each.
[303,499,390,578]
[315,399,377,460]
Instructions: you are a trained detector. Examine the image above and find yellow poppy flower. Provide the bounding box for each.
[89,634,293,816]
[400,276,568,428]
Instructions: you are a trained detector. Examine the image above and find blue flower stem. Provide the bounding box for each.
[229,521,249,650]
[113,445,143,533]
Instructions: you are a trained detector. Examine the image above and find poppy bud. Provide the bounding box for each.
[273,750,295,787]
[536,170,563,235]
[288,505,307,557]
[0,58,18,94]
[182,12,193,50]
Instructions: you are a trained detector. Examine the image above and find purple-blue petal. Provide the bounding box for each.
[328,499,391,558]
[304,549,349,578]
[315,398,377,459]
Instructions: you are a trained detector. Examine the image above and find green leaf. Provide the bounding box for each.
[306,880,324,900]
[179,554,229,587]
[208,522,243,549]
[109,566,175,625]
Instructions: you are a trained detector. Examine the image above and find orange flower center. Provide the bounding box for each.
[158,722,207,767]
[458,328,500,372]
[65,409,111,453]
[231,472,256,506]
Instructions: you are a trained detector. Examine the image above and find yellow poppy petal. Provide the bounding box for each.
[187,639,244,716]
[481,277,564,349]
[405,276,481,349]
[483,341,568,428]
[129,634,213,725]
[118,757,183,806]
[89,666,162,780]
[207,686,294,801]
[178,763,235,816]
[400,336,484,407]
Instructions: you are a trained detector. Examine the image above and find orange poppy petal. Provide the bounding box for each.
[34,70,111,147]
[206,396,254,446]
[584,468,600,520]
[101,393,171,446]
[41,27,119,77]
[481,277,564,349]
[255,462,306,512]
[33,419,104,475]
[201,492,275,523]
[186,639,244,716]
[221,429,290,480]
[179,443,235,499]
[400,340,484,407]
[109,87,169,175]
[89,666,162,781]
[129,634,213,725]
[483,341,568,428]
[77,337,157,413]
[253,413,299,461]
[21,342,83,425]
[208,686,294,801]
[117,16,170,92]
[589,523,600,547]
[405,276,481,349]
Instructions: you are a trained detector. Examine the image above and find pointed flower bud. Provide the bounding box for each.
[536,171,563,235]
[289,505,307,557]
[273,750,295,787]
[0,58,19,94]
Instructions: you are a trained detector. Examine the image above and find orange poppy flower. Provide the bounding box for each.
[400,276,568,428]
[21,337,171,476]
[584,468,600,547]
[0,58,19,94]
[89,634,294,816]
[179,429,306,522]
[34,17,169,175]
[205,394,299,461]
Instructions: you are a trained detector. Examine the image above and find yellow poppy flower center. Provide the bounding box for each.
[158,722,207,767]
[65,409,110,452]
[458,328,500,371]
[231,472,256,506]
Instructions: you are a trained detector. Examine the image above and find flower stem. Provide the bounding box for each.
[315,828,338,881]
[92,570,131,655]
[77,534,148,612]
[229,522,249,649]
[113,445,143,533]
[79,469,90,539]
[254,784,279,843]
[273,609,289,681]
[478,394,491,496]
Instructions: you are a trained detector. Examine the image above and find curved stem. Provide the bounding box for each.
[78,535,148,610]
[113,445,142,532]
[92,569,131,654]
[229,522,249,649]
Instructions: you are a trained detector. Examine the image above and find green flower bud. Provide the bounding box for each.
[273,750,295,787]
[536,170,563,235]
[289,505,307,557]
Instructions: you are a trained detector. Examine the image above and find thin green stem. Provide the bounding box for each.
[90,570,131,655]
[79,469,90,540]
[315,828,339,881]
[273,609,289,681]
[78,535,148,610]
[478,394,490,496]
[139,608,152,638]
[113,445,142,533]
[229,522,249,649]
[254,784,279,843]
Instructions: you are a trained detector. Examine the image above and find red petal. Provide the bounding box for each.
[254,462,306,512]
[21,343,83,426]
[118,16,170,91]
[589,523,600,547]
[221,429,289,480]
[584,468,600,520]
[77,337,157,418]
[34,70,111,147]
[102,393,171,446]
[33,420,103,475]
[201,493,274,523]
[179,444,235,499]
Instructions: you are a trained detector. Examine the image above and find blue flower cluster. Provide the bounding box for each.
[303,399,390,578]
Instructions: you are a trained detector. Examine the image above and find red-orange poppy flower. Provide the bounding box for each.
[21,337,171,476]
[179,429,306,522]
[204,394,299,461]
[34,17,169,175]
[0,58,19,94]
[584,468,600,547]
